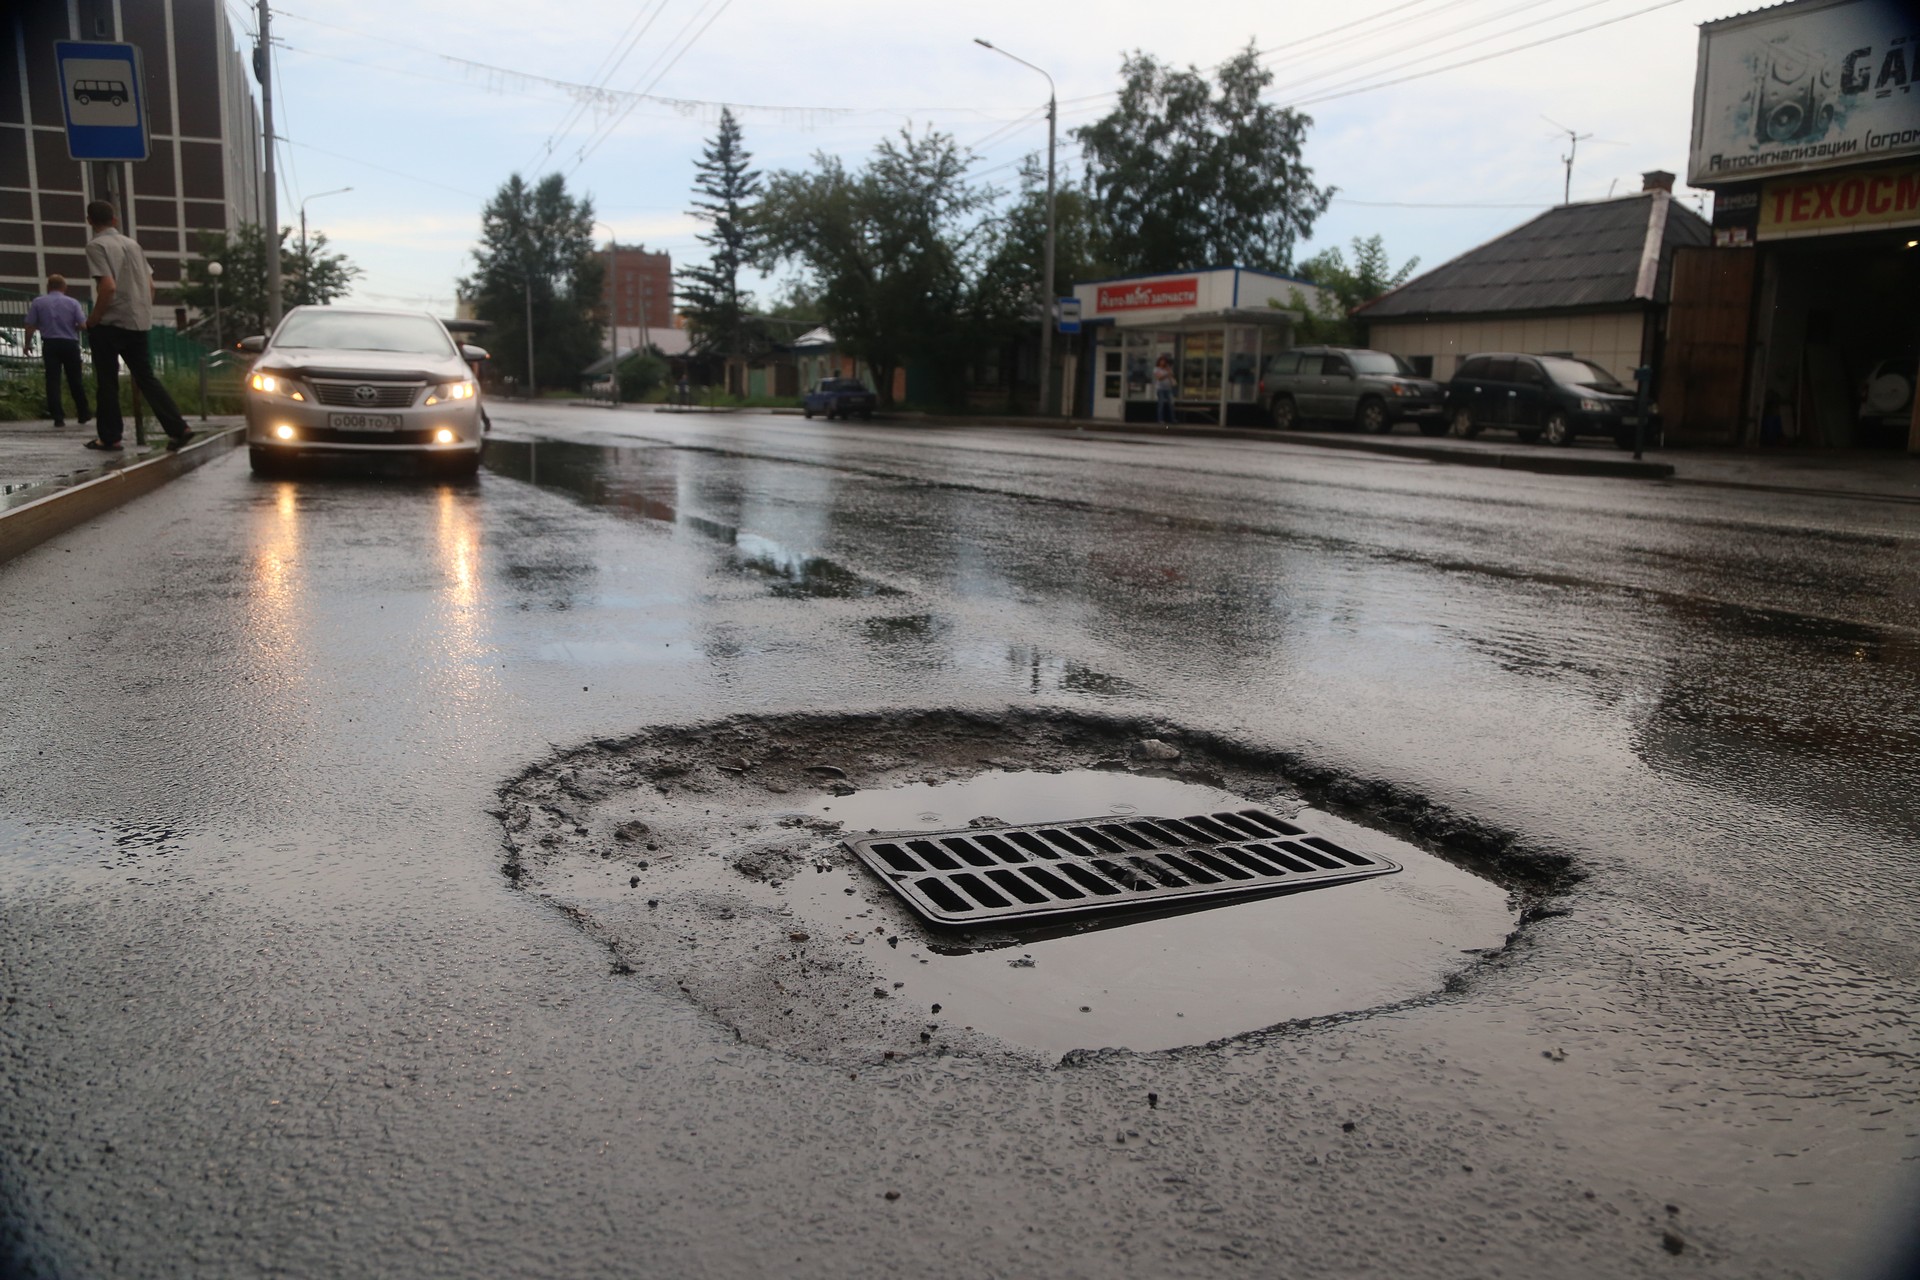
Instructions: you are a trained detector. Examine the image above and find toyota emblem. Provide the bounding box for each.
[353,384,377,404]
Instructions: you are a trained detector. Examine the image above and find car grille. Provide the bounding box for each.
[310,380,423,408]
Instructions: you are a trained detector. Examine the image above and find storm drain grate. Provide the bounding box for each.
[844,807,1400,926]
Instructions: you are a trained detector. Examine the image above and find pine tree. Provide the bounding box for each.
[677,109,763,362]
[459,173,603,391]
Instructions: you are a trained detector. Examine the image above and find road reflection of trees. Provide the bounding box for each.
[1632,597,1920,836]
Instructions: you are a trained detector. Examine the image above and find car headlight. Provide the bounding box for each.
[248,371,306,401]
[425,379,475,406]
[1579,398,1610,413]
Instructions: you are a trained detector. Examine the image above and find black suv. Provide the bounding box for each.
[1444,353,1644,447]
[1258,346,1446,434]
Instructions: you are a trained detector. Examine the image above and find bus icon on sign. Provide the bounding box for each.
[55,41,148,158]
[72,79,129,106]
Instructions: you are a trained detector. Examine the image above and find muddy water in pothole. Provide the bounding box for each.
[748,771,1517,1054]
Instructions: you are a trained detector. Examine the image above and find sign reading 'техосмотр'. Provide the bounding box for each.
[1758,159,1920,237]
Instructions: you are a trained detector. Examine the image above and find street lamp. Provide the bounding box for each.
[597,221,620,405]
[975,37,1056,418]
[297,186,352,307]
[207,260,224,348]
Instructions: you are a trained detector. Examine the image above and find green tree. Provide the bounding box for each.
[177,223,360,340]
[287,229,359,309]
[1074,45,1332,274]
[616,349,669,400]
[1284,235,1420,345]
[756,128,999,406]
[979,157,1104,325]
[460,173,604,392]
[678,108,766,361]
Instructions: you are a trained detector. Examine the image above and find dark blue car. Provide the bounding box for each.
[802,377,876,420]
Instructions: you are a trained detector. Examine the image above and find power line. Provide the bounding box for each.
[281,138,487,199]
[1263,0,1621,102]
[1051,0,1460,112]
[566,0,737,175]
[1284,0,1697,107]
[271,36,302,208]
[1332,196,1554,207]
[526,0,675,174]
[276,9,1021,125]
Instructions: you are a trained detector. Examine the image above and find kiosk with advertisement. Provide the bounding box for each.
[1671,0,1920,450]
[1071,268,1320,425]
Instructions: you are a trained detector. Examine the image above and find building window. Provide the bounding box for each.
[1407,355,1434,377]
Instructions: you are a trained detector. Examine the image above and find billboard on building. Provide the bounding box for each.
[1689,0,1920,186]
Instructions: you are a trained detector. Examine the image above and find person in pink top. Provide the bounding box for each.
[23,274,91,429]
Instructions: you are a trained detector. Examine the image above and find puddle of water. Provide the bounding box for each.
[484,438,895,600]
[767,770,1515,1054]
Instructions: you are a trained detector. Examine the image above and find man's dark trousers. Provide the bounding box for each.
[90,324,188,446]
[41,337,89,426]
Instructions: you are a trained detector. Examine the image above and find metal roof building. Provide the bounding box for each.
[1353,174,1710,385]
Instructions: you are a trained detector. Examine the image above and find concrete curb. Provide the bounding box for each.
[0,426,244,567]
[903,414,1678,479]
[1265,430,1676,478]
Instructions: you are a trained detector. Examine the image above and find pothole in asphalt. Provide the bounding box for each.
[496,709,1570,1064]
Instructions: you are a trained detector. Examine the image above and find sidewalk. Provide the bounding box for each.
[826,409,1920,503]
[0,414,245,564]
[0,414,243,511]
[1260,427,1920,501]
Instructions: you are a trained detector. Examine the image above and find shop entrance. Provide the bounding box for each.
[1090,323,1287,426]
[1757,231,1920,449]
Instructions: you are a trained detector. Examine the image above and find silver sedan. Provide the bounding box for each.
[241,306,486,476]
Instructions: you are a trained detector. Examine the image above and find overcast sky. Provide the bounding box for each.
[253,0,1729,312]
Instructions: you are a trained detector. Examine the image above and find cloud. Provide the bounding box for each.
[269,0,1733,302]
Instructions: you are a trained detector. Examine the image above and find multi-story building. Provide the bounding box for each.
[2,0,262,301]
[602,241,673,354]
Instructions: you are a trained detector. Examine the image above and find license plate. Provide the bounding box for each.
[329,413,402,431]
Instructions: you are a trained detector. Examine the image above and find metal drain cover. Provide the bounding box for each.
[844,807,1400,926]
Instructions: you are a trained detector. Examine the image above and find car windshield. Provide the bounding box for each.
[273,310,454,356]
[823,379,866,391]
[1348,351,1415,376]
[1539,356,1626,390]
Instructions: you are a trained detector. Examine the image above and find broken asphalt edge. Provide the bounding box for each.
[0,425,244,567]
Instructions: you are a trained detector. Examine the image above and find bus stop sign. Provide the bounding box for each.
[54,42,149,161]
[1056,297,1082,334]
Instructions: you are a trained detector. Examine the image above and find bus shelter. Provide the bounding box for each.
[1071,270,1318,426]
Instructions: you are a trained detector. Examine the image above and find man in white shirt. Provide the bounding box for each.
[82,200,193,452]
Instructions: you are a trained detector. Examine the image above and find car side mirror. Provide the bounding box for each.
[238,335,265,353]
[461,343,490,363]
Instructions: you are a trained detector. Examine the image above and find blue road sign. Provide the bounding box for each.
[1056,297,1082,334]
[54,42,149,161]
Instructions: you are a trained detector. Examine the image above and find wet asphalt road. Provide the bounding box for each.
[2,405,1917,1279]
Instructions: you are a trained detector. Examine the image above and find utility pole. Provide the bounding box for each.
[524,273,536,400]
[297,187,351,308]
[596,225,619,405]
[1544,116,1593,205]
[258,0,282,327]
[976,39,1056,417]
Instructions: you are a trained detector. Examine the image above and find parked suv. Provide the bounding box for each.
[1258,346,1446,434]
[1444,353,1642,447]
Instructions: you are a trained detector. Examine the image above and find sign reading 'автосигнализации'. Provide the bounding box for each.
[1689,0,1920,187]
